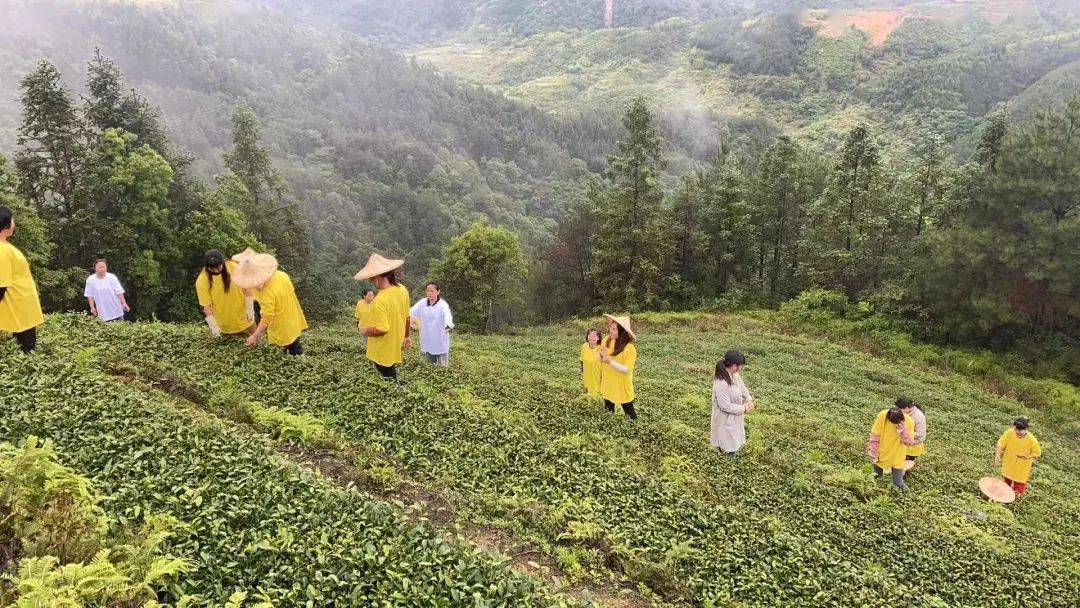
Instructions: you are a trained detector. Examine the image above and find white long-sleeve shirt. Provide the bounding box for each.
[410,297,454,355]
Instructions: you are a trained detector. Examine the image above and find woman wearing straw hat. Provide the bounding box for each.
[867,402,916,489]
[355,253,411,380]
[710,350,755,459]
[231,248,308,355]
[995,417,1041,496]
[598,314,637,420]
[195,249,255,338]
[410,281,453,366]
[0,205,44,354]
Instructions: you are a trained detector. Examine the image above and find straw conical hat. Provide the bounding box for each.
[979,476,1016,504]
[602,314,636,340]
[354,253,404,281]
[231,248,278,289]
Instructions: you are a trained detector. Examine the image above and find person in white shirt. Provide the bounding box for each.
[410,282,453,366]
[84,259,129,322]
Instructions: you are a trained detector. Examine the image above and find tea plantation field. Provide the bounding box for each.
[2,314,1077,607]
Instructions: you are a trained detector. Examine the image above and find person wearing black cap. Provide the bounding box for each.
[710,350,755,459]
[0,205,44,353]
[195,249,255,338]
[995,417,1041,496]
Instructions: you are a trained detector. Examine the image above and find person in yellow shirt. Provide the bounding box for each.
[0,205,44,354]
[230,248,308,355]
[354,287,376,351]
[995,417,1041,496]
[195,250,255,338]
[867,402,916,489]
[354,254,410,381]
[599,314,637,420]
[579,328,602,396]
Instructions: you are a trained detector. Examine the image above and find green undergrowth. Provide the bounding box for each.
[28,313,1078,607]
[0,318,586,607]
[0,436,192,607]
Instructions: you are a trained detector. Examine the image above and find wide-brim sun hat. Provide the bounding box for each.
[979,476,1016,504]
[354,253,404,281]
[231,248,278,289]
[602,314,635,341]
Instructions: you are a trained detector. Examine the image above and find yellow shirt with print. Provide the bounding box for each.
[0,240,44,333]
[195,260,253,334]
[580,342,602,396]
[365,284,409,367]
[998,429,1041,483]
[600,338,637,405]
[354,299,376,327]
[871,410,915,470]
[254,270,308,347]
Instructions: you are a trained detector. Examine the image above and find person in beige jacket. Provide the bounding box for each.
[710,350,755,459]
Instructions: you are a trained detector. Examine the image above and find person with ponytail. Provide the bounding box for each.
[598,314,637,420]
[195,249,255,338]
[710,350,755,459]
[867,400,916,489]
[0,205,44,353]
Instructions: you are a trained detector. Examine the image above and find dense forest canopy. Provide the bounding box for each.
[0,0,1077,380]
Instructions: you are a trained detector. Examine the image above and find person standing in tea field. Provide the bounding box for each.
[196,249,255,338]
[410,282,454,366]
[899,399,927,468]
[868,403,916,489]
[579,328,603,396]
[0,206,44,354]
[355,254,411,380]
[232,248,308,355]
[355,287,376,351]
[995,417,1041,496]
[710,350,755,459]
[599,314,638,420]
[85,259,129,322]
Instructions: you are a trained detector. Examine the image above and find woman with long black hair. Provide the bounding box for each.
[0,205,44,354]
[599,314,638,420]
[710,350,754,459]
[195,249,255,338]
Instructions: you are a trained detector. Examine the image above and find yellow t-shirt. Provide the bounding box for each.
[600,338,637,405]
[998,429,1041,483]
[195,261,253,335]
[0,240,44,333]
[871,410,915,470]
[579,342,602,396]
[254,271,308,347]
[354,299,375,326]
[365,284,409,367]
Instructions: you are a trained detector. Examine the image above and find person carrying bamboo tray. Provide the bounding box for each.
[995,417,1041,497]
[355,254,410,380]
[710,350,755,459]
[232,248,308,355]
[599,314,637,420]
[196,249,255,338]
[0,205,44,354]
[867,401,916,489]
[579,328,602,397]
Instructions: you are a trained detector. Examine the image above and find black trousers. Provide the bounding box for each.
[283,338,303,356]
[374,363,398,380]
[604,399,637,420]
[13,327,36,354]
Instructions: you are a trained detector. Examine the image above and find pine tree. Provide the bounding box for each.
[588,96,670,311]
[223,105,313,283]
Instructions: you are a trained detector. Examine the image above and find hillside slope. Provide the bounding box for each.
[4,314,1076,606]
